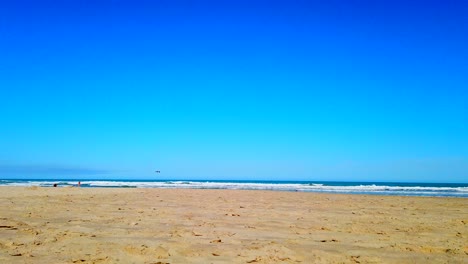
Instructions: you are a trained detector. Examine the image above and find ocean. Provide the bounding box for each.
[0,179,467,198]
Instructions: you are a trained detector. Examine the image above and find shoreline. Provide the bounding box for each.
[2,179,467,198]
[1,187,466,263]
[4,185,468,199]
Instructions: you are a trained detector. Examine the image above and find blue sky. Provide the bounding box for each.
[0,0,467,182]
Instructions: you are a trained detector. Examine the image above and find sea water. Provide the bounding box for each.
[1,179,467,198]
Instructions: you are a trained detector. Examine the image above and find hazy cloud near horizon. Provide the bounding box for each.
[1,157,468,182]
[0,164,111,176]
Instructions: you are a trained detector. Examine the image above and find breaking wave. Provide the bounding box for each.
[1,179,467,197]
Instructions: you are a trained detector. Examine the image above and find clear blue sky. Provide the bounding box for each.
[1,0,467,182]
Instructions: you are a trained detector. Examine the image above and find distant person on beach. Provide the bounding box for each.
[78,181,81,187]
[53,183,57,187]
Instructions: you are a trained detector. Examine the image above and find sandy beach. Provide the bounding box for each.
[0,187,466,263]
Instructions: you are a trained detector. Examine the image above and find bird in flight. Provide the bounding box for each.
[155,170,161,173]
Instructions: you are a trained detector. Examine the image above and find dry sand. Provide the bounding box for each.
[0,187,466,263]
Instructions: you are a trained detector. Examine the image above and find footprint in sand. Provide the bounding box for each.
[320,239,339,242]
[351,255,361,263]
[124,244,170,258]
[0,225,18,230]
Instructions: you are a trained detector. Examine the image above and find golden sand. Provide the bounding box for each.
[0,187,466,263]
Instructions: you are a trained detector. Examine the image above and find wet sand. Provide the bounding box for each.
[0,187,466,263]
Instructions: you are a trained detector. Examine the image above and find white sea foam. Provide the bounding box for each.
[1,180,467,197]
